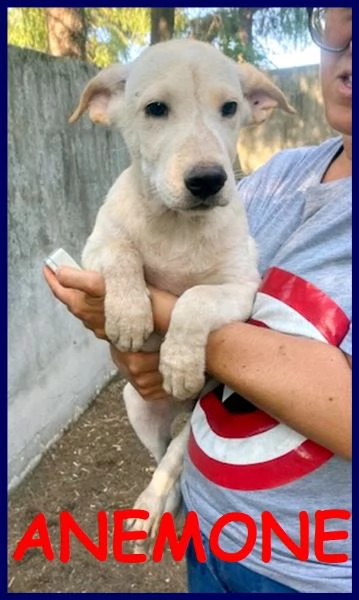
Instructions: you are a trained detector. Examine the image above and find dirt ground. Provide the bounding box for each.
[8,375,187,593]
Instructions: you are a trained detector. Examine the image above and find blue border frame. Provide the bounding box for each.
[5,2,354,597]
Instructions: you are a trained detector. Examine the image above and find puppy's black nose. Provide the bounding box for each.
[185,165,227,199]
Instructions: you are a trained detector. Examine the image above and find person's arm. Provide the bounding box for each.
[43,270,351,459]
[206,322,352,460]
[149,286,352,461]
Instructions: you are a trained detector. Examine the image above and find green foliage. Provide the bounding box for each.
[85,8,150,66]
[8,7,310,67]
[177,7,310,67]
[7,7,150,66]
[8,8,48,53]
[178,8,263,63]
[254,7,309,49]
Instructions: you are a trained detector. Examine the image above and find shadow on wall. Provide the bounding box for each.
[237,64,336,175]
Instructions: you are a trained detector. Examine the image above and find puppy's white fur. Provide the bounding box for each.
[70,39,295,548]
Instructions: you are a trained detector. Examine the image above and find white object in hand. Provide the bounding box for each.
[45,248,82,273]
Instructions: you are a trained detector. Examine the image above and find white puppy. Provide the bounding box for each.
[69,39,295,549]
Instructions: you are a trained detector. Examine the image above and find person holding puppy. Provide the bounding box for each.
[44,7,352,594]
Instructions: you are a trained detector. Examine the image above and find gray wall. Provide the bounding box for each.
[8,46,130,489]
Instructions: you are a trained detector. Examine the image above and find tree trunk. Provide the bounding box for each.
[150,8,175,45]
[46,8,87,60]
[237,8,255,49]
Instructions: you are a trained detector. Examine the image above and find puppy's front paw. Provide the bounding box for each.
[159,340,205,400]
[105,293,153,352]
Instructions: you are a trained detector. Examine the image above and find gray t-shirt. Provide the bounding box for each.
[181,137,352,593]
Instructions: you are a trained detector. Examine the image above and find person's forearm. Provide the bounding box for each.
[148,285,177,334]
[206,322,352,460]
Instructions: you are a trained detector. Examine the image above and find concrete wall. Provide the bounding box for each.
[8,46,130,489]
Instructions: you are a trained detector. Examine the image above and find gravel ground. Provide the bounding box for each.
[8,375,187,593]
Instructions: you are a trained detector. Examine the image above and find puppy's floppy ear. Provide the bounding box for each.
[68,63,130,125]
[239,62,296,126]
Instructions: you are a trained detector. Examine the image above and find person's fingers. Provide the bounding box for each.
[109,345,130,377]
[125,352,161,376]
[82,320,107,340]
[139,388,171,401]
[56,266,106,297]
[43,266,79,306]
[109,347,166,398]
[43,265,61,294]
[135,371,164,390]
[110,346,161,376]
[44,266,106,329]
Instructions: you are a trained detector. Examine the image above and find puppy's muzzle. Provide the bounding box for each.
[185,165,227,209]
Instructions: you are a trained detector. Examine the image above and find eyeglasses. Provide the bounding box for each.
[307,8,352,53]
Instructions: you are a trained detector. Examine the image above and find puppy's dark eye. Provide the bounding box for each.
[221,101,238,117]
[145,102,169,118]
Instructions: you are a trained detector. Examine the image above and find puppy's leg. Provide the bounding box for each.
[123,382,189,464]
[127,419,191,552]
[160,281,258,400]
[82,232,153,353]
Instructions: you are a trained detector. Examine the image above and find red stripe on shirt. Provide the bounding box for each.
[247,318,269,329]
[259,267,349,346]
[200,392,277,439]
[188,430,333,490]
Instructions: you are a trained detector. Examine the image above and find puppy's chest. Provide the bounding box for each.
[140,238,232,296]
[144,264,204,296]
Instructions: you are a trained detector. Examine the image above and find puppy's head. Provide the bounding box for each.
[70,40,295,215]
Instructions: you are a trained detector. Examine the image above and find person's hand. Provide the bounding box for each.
[43,266,171,400]
[110,346,171,401]
[43,265,107,339]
